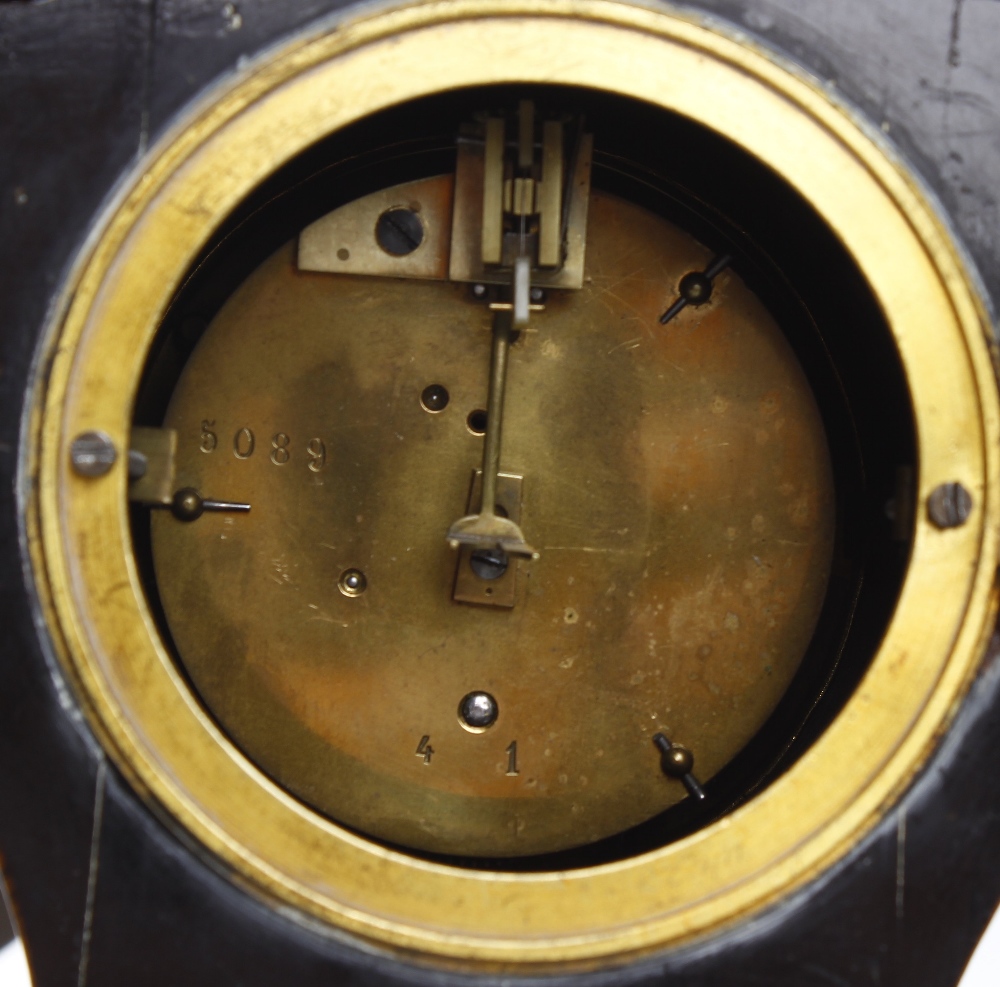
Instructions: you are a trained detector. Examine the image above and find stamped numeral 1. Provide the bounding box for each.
[506,741,519,776]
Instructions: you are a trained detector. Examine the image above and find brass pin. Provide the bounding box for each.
[169,487,251,522]
[446,309,538,559]
[653,733,706,800]
[659,254,732,325]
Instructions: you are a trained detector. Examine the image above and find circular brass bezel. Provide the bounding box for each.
[27,0,1000,971]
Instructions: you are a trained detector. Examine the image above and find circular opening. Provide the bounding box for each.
[132,83,914,866]
[337,568,367,597]
[121,78,931,876]
[466,409,488,435]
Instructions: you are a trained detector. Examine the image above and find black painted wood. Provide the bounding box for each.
[0,875,14,949]
[47,642,1000,987]
[0,2,150,985]
[147,0,350,139]
[702,0,1000,311]
[1,1,998,985]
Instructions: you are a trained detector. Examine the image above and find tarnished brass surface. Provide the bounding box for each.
[298,175,454,280]
[29,0,1000,968]
[150,187,835,856]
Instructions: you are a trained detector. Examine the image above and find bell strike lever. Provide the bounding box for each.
[446,306,538,558]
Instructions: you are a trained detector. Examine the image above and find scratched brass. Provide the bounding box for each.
[150,186,835,857]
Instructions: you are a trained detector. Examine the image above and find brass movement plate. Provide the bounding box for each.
[28,0,1000,970]
[298,174,454,280]
[150,188,834,857]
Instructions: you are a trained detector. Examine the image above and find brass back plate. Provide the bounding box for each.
[150,188,834,857]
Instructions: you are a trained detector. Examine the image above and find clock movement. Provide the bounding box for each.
[4,1,1000,984]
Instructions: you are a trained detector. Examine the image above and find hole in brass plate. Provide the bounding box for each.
[338,568,367,597]
[467,409,487,435]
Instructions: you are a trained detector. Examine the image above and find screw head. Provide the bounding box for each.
[375,207,424,256]
[338,568,367,597]
[472,283,488,299]
[128,449,149,480]
[458,691,498,730]
[469,547,509,581]
[927,482,972,529]
[70,431,117,477]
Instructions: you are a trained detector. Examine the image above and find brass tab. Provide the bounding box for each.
[128,427,177,505]
[517,99,535,171]
[481,117,505,265]
[538,120,564,267]
[297,175,453,280]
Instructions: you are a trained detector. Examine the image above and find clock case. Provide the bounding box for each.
[1,1,999,985]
